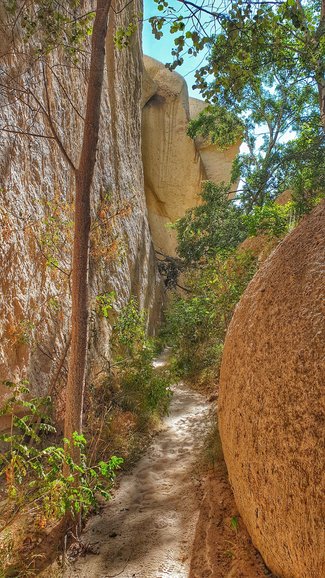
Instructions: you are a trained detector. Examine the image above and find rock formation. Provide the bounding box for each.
[218,201,325,578]
[0,1,161,417]
[142,56,239,257]
[0,4,238,426]
[189,98,239,185]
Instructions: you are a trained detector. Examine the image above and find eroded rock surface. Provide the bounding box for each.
[142,56,239,257]
[0,1,161,418]
[189,97,239,186]
[218,201,325,578]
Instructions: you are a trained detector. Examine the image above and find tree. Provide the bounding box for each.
[64,0,111,464]
[0,0,112,464]
[151,1,325,210]
[280,116,325,209]
[150,1,325,129]
[174,181,246,265]
[188,79,324,209]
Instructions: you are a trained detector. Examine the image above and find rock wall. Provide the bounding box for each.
[0,5,240,425]
[0,1,162,417]
[189,98,239,185]
[142,56,239,257]
[218,201,325,578]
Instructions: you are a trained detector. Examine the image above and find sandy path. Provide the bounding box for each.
[65,362,211,578]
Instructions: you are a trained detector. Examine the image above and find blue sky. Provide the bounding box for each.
[142,1,294,151]
[142,0,205,98]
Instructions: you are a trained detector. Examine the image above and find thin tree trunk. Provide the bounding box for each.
[318,80,325,132]
[64,0,111,464]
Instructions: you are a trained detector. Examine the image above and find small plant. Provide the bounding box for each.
[90,195,132,264]
[114,15,139,49]
[96,291,116,318]
[0,381,123,527]
[8,319,35,345]
[111,298,172,428]
[230,516,239,532]
[202,421,224,468]
[48,296,61,313]
[37,195,73,274]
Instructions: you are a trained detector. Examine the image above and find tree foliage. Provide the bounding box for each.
[189,83,324,209]
[174,181,247,265]
[151,1,325,208]
[243,201,297,237]
[2,0,95,57]
[150,1,324,127]
[187,103,244,150]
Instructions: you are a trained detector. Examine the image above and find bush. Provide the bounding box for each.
[243,201,297,238]
[163,249,257,384]
[111,298,172,428]
[0,381,123,526]
[174,181,247,265]
[239,197,324,240]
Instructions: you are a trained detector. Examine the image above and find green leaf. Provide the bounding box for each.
[231,516,238,531]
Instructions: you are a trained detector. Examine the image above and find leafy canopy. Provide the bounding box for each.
[151,1,325,209]
[150,1,324,104]
[174,181,247,265]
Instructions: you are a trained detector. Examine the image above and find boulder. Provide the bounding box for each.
[142,57,240,257]
[218,201,325,578]
[142,56,204,257]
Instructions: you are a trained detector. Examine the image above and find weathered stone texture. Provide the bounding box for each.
[189,97,240,185]
[142,56,239,257]
[0,1,161,412]
[218,201,325,578]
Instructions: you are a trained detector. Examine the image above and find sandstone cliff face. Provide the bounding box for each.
[218,201,325,578]
[0,1,161,415]
[142,56,239,257]
[189,98,239,186]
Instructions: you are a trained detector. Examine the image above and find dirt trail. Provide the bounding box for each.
[65,357,212,578]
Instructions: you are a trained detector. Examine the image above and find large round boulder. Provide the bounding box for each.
[218,201,325,578]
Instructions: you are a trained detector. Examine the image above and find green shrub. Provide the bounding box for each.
[174,181,247,265]
[96,291,115,318]
[112,298,172,427]
[243,201,296,238]
[113,296,146,354]
[0,381,122,526]
[163,250,257,384]
[187,104,244,150]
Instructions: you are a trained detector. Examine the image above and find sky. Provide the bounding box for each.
[142,0,205,98]
[142,0,295,151]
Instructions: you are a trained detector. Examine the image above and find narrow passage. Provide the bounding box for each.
[66,364,212,578]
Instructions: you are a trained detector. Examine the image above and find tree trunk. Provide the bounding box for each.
[64,0,111,464]
[318,80,325,132]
